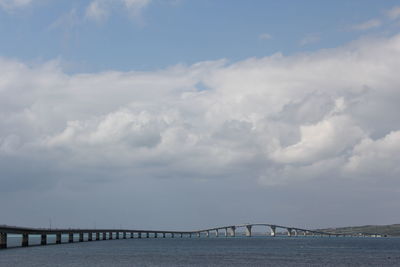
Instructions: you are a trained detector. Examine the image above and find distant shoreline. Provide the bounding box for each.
[316,224,400,237]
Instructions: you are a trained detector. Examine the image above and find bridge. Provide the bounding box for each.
[0,223,374,249]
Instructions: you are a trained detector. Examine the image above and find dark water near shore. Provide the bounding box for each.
[1,236,399,266]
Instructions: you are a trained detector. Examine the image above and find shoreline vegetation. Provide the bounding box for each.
[317,224,400,237]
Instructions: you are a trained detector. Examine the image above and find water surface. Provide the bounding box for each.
[1,236,399,266]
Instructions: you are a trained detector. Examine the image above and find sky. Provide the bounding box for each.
[1,0,400,231]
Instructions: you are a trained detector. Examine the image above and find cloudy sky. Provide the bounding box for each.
[1,0,400,231]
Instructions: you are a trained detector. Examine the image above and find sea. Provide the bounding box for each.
[0,235,399,266]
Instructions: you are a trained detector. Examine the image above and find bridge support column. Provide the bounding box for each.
[56,233,62,244]
[224,228,228,237]
[96,232,100,241]
[130,232,134,238]
[138,232,142,239]
[230,226,236,237]
[215,229,219,237]
[287,228,293,236]
[163,232,166,238]
[206,231,209,237]
[154,233,158,238]
[197,232,200,238]
[109,232,113,240]
[270,226,276,237]
[246,225,252,237]
[103,232,107,240]
[41,234,47,245]
[79,233,84,242]
[69,233,74,243]
[146,232,149,238]
[0,233,7,249]
[123,232,127,239]
[293,230,298,237]
[116,232,119,239]
[171,233,174,238]
[22,233,29,247]
[180,233,183,238]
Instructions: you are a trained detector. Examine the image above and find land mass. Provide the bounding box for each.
[317,224,400,237]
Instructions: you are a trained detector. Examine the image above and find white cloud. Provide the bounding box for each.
[299,34,320,46]
[271,115,365,164]
[85,0,109,22]
[49,8,80,31]
[351,19,382,31]
[387,6,400,20]
[1,34,400,189]
[344,131,400,178]
[85,0,151,22]
[259,33,272,40]
[0,0,33,9]
[122,0,151,16]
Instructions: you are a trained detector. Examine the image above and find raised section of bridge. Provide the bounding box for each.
[0,223,376,249]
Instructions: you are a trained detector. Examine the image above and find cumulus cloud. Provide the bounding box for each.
[345,131,400,178]
[85,0,151,22]
[351,19,382,31]
[1,34,400,191]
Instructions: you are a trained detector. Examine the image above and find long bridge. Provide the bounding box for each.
[0,223,375,249]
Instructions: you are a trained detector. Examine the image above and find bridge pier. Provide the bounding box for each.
[287,228,293,236]
[56,233,62,244]
[146,232,149,238]
[293,230,298,236]
[154,233,158,238]
[130,232,134,238]
[103,232,107,240]
[163,232,166,238]
[41,234,47,245]
[224,228,228,237]
[88,233,93,241]
[79,233,84,242]
[109,232,113,240]
[180,233,183,238]
[189,233,192,238]
[69,233,74,243]
[116,232,119,239]
[215,229,219,237]
[0,233,7,249]
[22,233,29,247]
[96,232,100,241]
[123,232,127,239]
[197,232,200,238]
[171,233,174,238]
[246,225,252,237]
[230,226,236,237]
[206,231,209,237]
[270,226,276,237]
[138,232,142,238]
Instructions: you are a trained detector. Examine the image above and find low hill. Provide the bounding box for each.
[318,224,400,237]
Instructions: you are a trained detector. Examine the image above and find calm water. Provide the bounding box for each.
[1,236,399,266]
